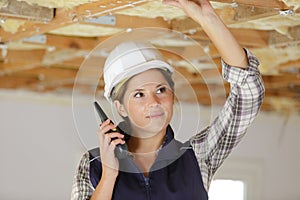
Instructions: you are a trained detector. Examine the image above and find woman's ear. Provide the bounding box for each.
[114,100,128,118]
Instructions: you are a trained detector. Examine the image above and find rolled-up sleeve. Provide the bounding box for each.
[190,49,265,190]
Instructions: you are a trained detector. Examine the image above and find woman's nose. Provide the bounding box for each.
[148,93,160,107]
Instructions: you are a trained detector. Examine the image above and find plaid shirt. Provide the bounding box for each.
[71,49,265,199]
[190,48,265,191]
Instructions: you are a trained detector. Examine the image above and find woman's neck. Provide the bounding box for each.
[127,128,166,154]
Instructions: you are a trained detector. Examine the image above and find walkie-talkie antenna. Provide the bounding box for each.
[94,101,108,122]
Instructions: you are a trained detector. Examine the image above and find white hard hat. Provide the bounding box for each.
[103,41,174,102]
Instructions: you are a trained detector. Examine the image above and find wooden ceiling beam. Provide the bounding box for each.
[0,0,54,22]
[0,8,73,43]
[269,25,300,47]
[0,49,45,74]
[232,5,279,22]
[0,67,77,91]
[0,75,39,90]
[262,74,300,91]
[45,34,101,50]
[225,29,269,47]
[1,67,300,112]
[80,14,170,29]
[261,97,300,113]
[72,0,147,19]
[278,59,300,74]
[0,0,147,43]
[184,26,300,48]
[32,25,298,53]
[171,4,280,32]
[5,49,45,63]
[50,57,86,70]
[22,34,111,50]
[212,0,289,9]
[187,28,269,47]
[12,67,77,81]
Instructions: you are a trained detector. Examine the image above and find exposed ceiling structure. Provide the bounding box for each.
[0,0,300,114]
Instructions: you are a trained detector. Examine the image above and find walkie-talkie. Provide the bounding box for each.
[94,101,127,159]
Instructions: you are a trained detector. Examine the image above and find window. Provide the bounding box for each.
[209,158,264,200]
[209,179,245,200]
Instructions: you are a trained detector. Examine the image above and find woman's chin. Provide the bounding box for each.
[131,122,167,139]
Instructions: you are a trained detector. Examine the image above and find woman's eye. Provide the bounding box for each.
[134,92,144,98]
[157,87,166,94]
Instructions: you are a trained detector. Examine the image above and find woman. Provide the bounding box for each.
[71,0,265,199]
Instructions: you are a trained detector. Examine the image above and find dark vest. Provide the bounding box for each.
[89,126,208,200]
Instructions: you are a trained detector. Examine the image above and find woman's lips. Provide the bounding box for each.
[146,112,164,118]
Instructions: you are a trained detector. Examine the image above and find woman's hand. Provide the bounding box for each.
[97,119,125,178]
[163,0,248,68]
[162,0,215,24]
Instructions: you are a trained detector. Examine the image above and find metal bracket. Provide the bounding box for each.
[82,15,116,26]
[23,34,47,44]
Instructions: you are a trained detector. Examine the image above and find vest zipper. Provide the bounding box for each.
[127,156,152,199]
[144,177,151,200]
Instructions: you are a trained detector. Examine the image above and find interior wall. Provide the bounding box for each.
[0,92,299,200]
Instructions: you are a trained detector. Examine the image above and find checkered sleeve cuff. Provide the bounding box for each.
[222,48,260,85]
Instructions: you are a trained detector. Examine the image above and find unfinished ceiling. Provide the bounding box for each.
[0,0,300,114]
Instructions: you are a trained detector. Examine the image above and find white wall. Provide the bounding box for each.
[0,91,299,200]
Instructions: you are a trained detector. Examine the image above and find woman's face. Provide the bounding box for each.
[115,69,174,138]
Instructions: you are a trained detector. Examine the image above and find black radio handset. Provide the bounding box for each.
[94,101,127,159]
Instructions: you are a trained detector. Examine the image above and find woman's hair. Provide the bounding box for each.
[111,68,174,103]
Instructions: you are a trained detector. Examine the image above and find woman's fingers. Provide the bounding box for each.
[97,119,125,149]
[109,138,126,147]
[98,119,116,135]
[162,0,182,7]
[103,132,124,144]
[162,0,200,15]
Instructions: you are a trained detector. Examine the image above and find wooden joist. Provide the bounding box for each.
[22,26,299,52]
[0,8,73,43]
[188,26,300,48]
[171,4,281,32]
[269,25,300,47]
[80,13,171,29]
[213,0,289,9]
[0,49,46,73]
[0,0,147,43]
[1,65,300,112]
[0,67,77,91]
[45,34,101,50]
[0,0,54,22]
[188,28,269,47]
[278,59,300,74]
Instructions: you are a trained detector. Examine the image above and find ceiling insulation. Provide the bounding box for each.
[0,0,8,7]
[268,97,297,114]
[0,0,300,113]
[48,24,124,37]
[115,1,186,19]
[7,40,47,50]
[229,14,300,34]
[0,18,25,33]
[251,45,300,74]
[282,0,300,10]
[15,0,98,8]
[7,0,300,10]
[42,49,89,66]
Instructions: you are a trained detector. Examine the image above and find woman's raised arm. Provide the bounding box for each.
[162,0,248,69]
